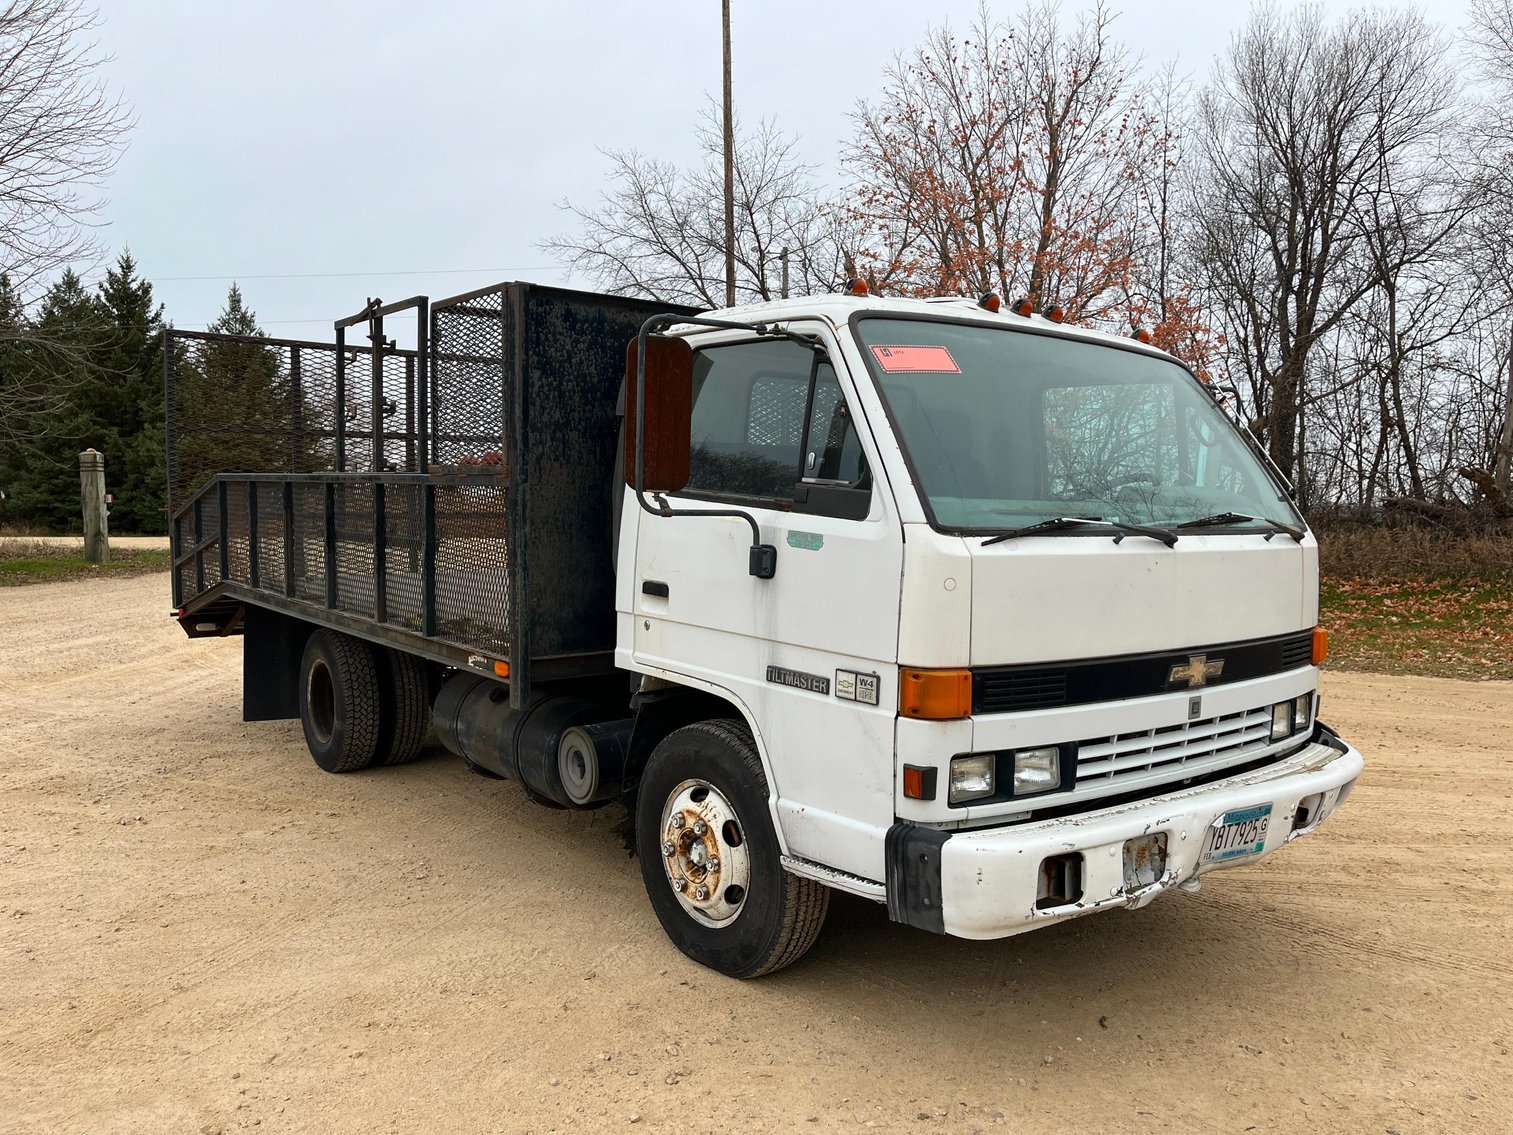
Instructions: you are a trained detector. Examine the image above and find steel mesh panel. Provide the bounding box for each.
[430,291,507,469]
[333,482,376,615]
[383,483,424,631]
[747,377,809,446]
[225,482,251,584]
[198,492,222,589]
[173,512,194,599]
[255,486,286,591]
[292,483,326,603]
[433,478,510,654]
[165,332,420,511]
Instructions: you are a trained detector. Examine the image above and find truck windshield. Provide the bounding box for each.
[854,317,1301,534]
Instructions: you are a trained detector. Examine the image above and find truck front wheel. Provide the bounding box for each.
[298,630,381,773]
[635,720,829,977]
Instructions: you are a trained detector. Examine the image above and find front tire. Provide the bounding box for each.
[298,630,381,773]
[635,720,829,978]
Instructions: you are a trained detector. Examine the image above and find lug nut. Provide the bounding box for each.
[673,878,688,892]
[707,857,720,871]
[670,814,684,830]
[691,820,708,836]
[694,886,709,901]
[661,840,676,857]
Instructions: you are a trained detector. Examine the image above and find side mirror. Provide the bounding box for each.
[624,334,693,493]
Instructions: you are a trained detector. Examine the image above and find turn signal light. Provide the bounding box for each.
[899,667,972,720]
[494,660,511,678]
[1312,627,1329,665]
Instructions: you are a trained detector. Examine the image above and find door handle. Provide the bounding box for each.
[641,580,670,598]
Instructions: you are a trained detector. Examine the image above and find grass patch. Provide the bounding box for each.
[1321,576,1513,681]
[1315,525,1512,680]
[0,541,172,586]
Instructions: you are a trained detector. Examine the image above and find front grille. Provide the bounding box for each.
[1075,704,1281,794]
[976,669,1067,711]
[1280,634,1312,669]
[973,630,1315,714]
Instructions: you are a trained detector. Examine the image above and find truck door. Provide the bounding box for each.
[628,331,903,881]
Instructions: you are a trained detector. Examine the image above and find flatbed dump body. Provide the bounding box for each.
[169,283,690,702]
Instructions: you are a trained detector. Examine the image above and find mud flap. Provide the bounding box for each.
[885,822,951,934]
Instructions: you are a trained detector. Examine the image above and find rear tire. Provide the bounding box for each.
[298,630,381,773]
[635,720,829,978]
[375,648,431,766]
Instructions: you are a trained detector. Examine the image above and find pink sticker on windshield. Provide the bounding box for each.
[869,344,961,374]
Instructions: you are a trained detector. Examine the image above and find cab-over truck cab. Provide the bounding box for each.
[617,292,1361,971]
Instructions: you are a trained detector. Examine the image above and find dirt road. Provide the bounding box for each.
[1,572,1508,1134]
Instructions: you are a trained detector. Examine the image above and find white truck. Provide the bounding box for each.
[166,281,1362,977]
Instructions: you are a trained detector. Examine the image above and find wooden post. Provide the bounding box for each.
[79,448,109,564]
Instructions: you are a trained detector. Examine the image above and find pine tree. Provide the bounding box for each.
[95,251,167,533]
[172,284,290,504]
[0,270,110,531]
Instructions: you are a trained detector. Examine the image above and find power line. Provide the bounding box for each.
[154,266,559,283]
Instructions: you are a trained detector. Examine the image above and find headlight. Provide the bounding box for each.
[1269,702,1293,742]
[948,753,995,804]
[1012,746,1061,795]
[1294,693,1314,734]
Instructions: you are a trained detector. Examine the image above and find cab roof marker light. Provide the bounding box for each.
[1011,296,1035,317]
[978,292,1001,313]
[1042,303,1065,323]
[1131,326,1153,344]
[846,278,870,296]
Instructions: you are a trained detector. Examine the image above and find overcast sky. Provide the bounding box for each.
[89,0,1475,337]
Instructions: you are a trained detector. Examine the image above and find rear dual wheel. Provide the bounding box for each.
[298,630,431,772]
[635,720,830,978]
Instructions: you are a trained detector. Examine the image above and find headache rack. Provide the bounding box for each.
[166,282,691,706]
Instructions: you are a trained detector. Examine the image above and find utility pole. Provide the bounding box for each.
[722,0,736,308]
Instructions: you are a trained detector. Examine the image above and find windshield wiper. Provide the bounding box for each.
[982,516,1178,547]
[1174,512,1304,542]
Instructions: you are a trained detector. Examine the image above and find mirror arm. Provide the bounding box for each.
[633,314,778,580]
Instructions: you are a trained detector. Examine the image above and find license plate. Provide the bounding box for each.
[1200,803,1272,864]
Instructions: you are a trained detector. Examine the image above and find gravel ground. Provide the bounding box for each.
[1,570,1508,1134]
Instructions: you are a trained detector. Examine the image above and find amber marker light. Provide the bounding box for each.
[1131,326,1153,344]
[1312,628,1329,666]
[978,291,1001,312]
[1011,296,1034,317]
[494,660,511,678]
[847,278,870,296]
[1043,303,1065,323]
[899,667,973,720]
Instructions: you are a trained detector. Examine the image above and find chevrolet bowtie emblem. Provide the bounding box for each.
[1168,654,1224,689]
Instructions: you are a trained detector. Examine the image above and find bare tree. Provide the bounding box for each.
[844,2,1158,318]
[542,104,848,308]
[1191,7,1460,491]
[0,0,129,295]
[1466,0,1513,498]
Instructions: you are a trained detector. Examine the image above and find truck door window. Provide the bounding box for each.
[802,362,867,485]
[685,340,870,514]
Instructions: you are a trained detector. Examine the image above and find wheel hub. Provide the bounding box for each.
[660,779,752,927]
